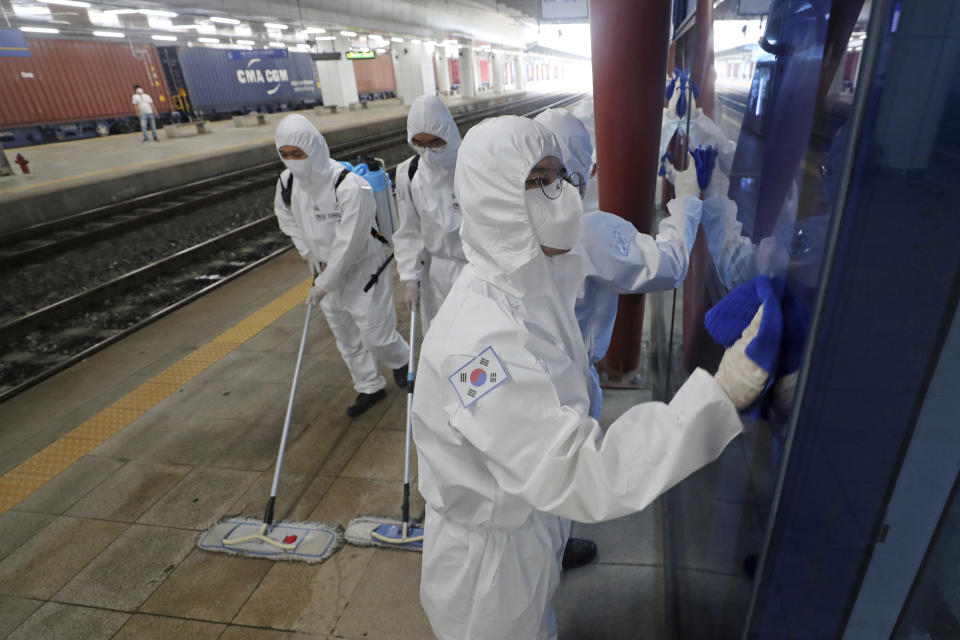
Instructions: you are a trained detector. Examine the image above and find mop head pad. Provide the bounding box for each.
[345,515,424,551]
[198,517,344,563]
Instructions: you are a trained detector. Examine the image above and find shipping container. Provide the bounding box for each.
[158,46,321,118]
[353,56,396,101]
[0,37,172,147]
[478,58,491,86]
[449,57,460,88]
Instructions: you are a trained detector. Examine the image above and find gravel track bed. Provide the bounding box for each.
[0,185,277,324]
[0,230,290,393]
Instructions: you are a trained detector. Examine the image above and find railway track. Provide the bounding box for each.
[0,91,589,401]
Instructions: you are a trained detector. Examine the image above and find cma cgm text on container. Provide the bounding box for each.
[157,47,323,117]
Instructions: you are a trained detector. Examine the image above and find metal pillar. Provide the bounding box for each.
[436,48,452,95]
[590,0,671,380]
[492,52,505,93]
[515,54,527,90]
[460,44,477,98]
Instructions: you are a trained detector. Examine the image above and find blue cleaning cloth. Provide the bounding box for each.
[705,275,784,415]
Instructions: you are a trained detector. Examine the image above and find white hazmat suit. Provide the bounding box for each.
[393,96,468,333]
[536,108,699,420]
[413,116,745,640]
[273,114,409,395]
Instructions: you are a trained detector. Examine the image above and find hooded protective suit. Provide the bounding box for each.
[273,114,409,394]
[413,116,744,640]
[393,96,467,333]
[538,108,699,420]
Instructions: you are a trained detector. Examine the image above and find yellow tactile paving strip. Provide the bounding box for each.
[0,277,312,514]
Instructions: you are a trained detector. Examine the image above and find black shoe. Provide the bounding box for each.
[562,538,598,572]
[346,389,386,417]
[393,364,408,389]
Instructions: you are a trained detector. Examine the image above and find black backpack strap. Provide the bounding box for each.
[334,168,350,191]
[280,172,294,208]
[408,154,419,182]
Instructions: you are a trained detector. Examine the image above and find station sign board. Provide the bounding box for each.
[345,49,376,59]
[539,0,589,22]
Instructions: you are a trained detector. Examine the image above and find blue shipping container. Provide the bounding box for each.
[159,47,321,114]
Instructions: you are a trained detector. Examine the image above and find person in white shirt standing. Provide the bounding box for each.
[132,84,159,143]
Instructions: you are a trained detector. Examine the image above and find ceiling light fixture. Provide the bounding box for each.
[151,34,177,41]
[93,30,125,37]
[268,41,287,47]
[21,26,60,33]
[209,17,239,24]
[198,37,219,43]
[340,30,356,37]
[391,37,404,43]
[264,22,288,29]
[236,39,255,45]
[38,0,90,8]
[139,9,178,17]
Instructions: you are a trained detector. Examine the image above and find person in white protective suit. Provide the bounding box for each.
[412,115,769,640]
[535,108,700,421]
[393,96,467,334]
[273,114,410,417]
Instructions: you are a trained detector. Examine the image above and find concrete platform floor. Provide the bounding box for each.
[0,90,526,206]
[0,250,665,639]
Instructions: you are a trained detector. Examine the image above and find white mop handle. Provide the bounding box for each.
[269,302,313,498]
[402,298,417,488]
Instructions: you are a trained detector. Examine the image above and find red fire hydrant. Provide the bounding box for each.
[14,154,29,174]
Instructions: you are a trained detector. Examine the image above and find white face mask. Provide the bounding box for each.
[283,158,312,180]
[422,144,458,171]
[136,88,144,94]
[524,183,583,252]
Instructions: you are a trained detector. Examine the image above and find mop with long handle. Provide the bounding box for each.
[344,289,424,550]
[197,301,343,563]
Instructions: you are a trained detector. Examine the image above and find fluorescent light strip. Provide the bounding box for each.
[151,34,177,41]
[391,37,404,43]
[236,39,255,45]
[198,37,220,43]
[264,23,288,29]
[268,42,286,47]
[140,9,177,18]
[93,30,125,38]
[315,36,336,40]
[21,26,60,33]
[304,27,326,33]
[340,30,356,37]
[209,17,239,24]
[39,0,91,7]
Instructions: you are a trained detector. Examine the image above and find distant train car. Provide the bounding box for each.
[353,56,397,102]
[0,38,172,148]
[157,46,322,120]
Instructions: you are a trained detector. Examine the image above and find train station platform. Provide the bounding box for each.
[0,90,528,236]
[0,249,665,639]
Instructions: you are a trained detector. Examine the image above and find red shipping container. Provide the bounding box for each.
[0,38,171,128]
[353,55,397,94]
[478,58,491,85]
[448,57,460,85]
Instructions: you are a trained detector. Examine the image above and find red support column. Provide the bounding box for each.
[589,0,671,381]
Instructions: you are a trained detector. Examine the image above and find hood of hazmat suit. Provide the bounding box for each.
[393,96,467,326]
[412,115,743,640]
[272,114,382,294]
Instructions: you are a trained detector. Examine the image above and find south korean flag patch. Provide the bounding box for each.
[448,346,510,408]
